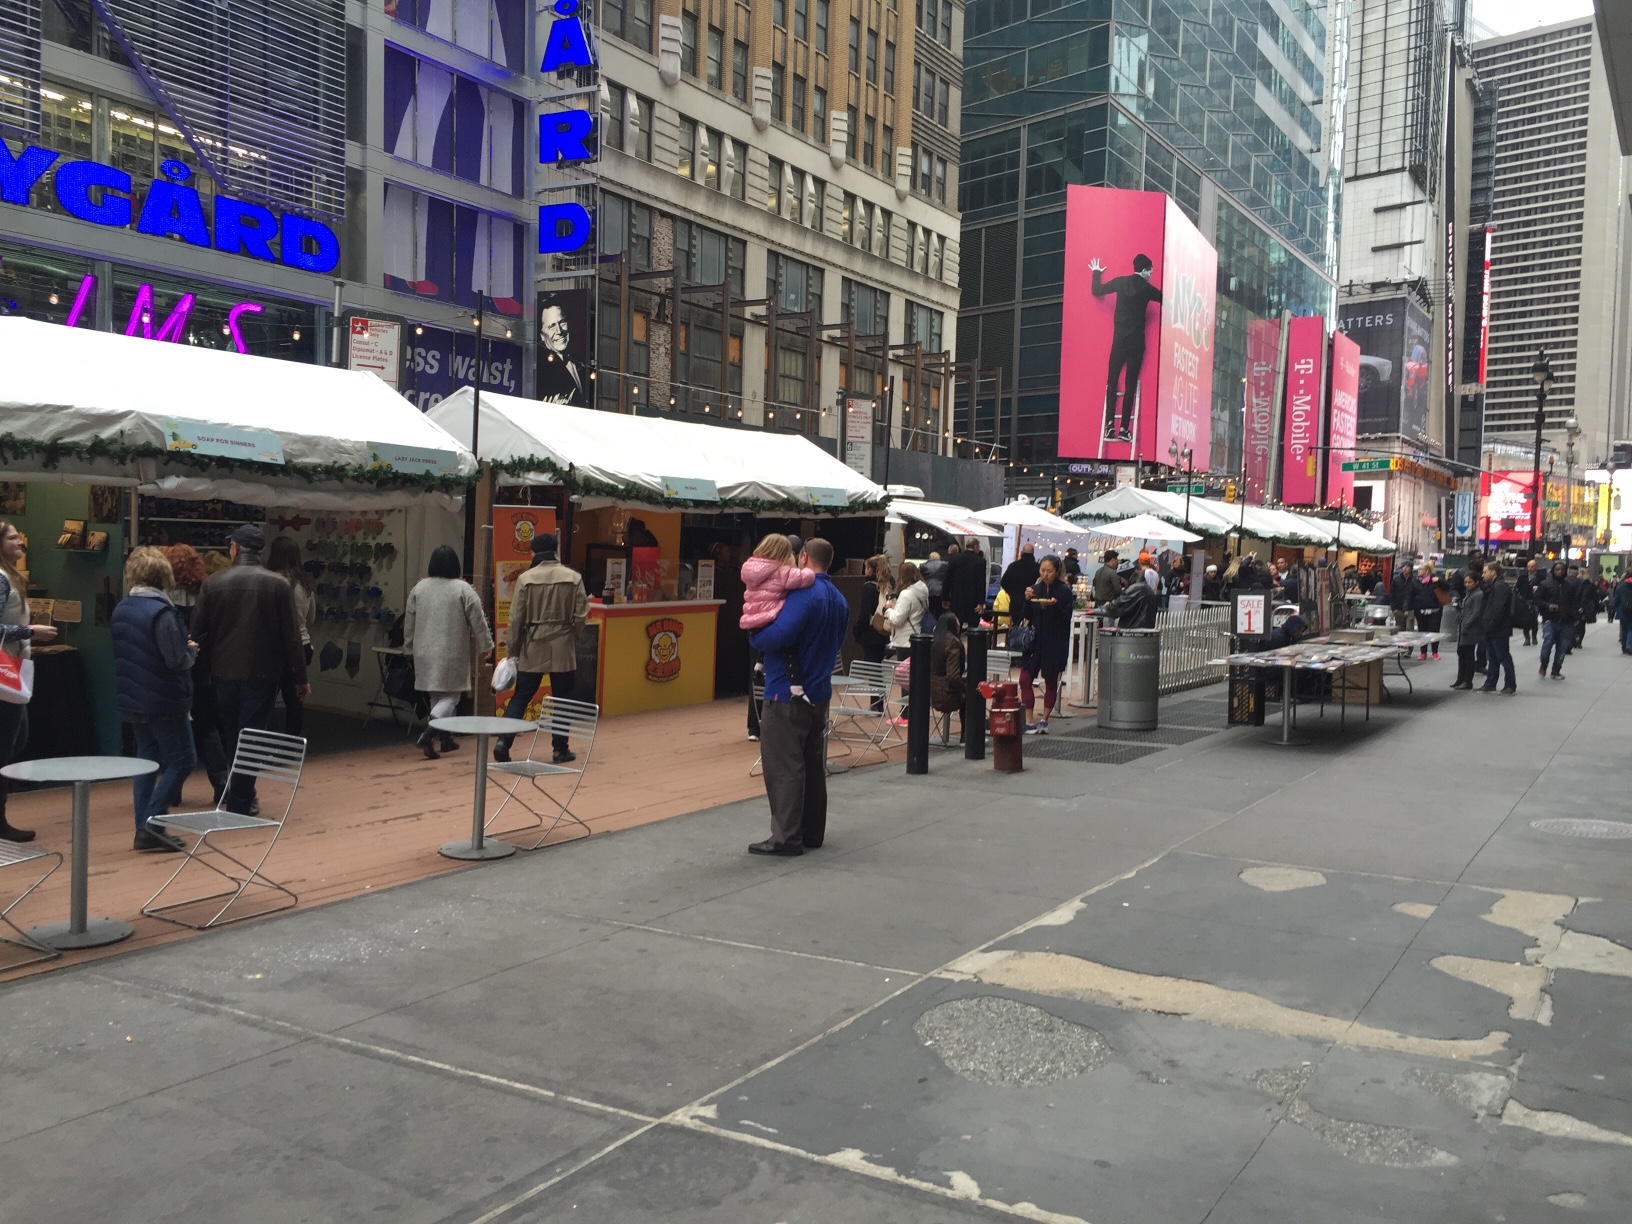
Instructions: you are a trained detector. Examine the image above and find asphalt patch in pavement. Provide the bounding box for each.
[913,995,1111,1087]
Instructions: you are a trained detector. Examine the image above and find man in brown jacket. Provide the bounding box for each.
[495,532,588,764]
[190,524,307,813]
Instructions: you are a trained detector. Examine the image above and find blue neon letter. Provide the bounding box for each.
[136,179,210,247]
[0,141,58,204]
[215,196,279,261]
[540,110,595,163]
[53,160,132,227]
[279,214,341,274]
[540,15,595,72]
[538,202,592,254]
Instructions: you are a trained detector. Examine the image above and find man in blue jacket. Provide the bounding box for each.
[747,537,849,855]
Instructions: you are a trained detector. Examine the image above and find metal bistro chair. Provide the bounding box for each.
[829,659,900,760]
[143,729,307,930]
[0,841,63,969]
[486,696,600,849]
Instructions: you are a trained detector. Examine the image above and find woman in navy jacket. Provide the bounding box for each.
[110,547,198,853]
[1018,555,1075,735]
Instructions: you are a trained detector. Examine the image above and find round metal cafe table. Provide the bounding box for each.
[3,755,158,949]
[430,716,537,861]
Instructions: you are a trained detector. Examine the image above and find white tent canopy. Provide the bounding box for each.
[0,317,476,509]
[1066,487,1396,553]
[889,498,1000,539]
[430,388,888,513]
[1064,487,1239,536]
[1088,514,1203,543]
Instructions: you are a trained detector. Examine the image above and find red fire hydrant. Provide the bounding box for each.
[984,679,1024,773]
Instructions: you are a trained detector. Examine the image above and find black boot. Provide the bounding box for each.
[438,733,460,753]
[417,728,440,760]
[0,818,34,842]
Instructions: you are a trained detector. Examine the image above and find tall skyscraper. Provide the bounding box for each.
[1471,19,1631,456]
[956,0,1339,483]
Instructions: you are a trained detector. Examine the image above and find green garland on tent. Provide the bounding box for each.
[488,454,890,516]
[0,433,473,493]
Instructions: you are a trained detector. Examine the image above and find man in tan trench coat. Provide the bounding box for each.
[494,533,588,764]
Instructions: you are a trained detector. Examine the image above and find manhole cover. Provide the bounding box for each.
[1530,818,1632,840]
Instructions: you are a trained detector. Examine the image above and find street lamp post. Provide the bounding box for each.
[1528,349,1555,558]
[1563,415,1581,560]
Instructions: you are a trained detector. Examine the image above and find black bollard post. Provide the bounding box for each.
[906,633,931,775]
[965,625,988,761]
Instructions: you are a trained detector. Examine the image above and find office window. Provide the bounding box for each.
[842,279,890,337]
[808,176,826,229]
[702,127,719,189]
[677,116,696,180]
[907,301,943,352]
[767,156,785,211]
[794,0,807,40]
[939,0,950,44]
[848,18,859,72]
[936,79,949,126]
[882,125,893,172]
[933,156,947,203]
[813,87,827,142]
[841,192,854,243]
[917,143,931,192]
[774,0,785,27]
[681,11,697,76]
[771,63,784,122]
[866,29,878,83]
[603,83,627,152]
[729,138,748,199]
[732,40,748,100]
[815,0,828,51]
[884,41,895,92]
[629,94,652,161]
[602,0,652,52]
[792,74,806,132]
[706,26,723,89]
[846,105,857,159]
[863,115,875,167]
[598,193,653,268]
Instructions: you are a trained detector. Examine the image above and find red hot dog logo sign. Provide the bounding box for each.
[646,618,684,682]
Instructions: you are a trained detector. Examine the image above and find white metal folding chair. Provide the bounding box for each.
[0,841,62,969]
[828,659,900,760]
[143,729,306,929]
[747,676,766,777]
[486,696,600,849]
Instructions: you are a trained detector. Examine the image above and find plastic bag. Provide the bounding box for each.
[492,655,517,692]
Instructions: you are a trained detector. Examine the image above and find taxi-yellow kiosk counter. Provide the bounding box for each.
[587,599,725,715]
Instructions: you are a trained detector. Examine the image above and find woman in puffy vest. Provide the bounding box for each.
[110,546,198,853]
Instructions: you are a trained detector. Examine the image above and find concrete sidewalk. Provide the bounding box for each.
[4,645,1631,1223]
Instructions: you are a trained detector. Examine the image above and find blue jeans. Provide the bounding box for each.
[1480,637,1515,690]
[1539,621,1573,675]
[215,679,278,809]
[498,670,576,753]
[131,716,198,831]
[1620,616,1632,653]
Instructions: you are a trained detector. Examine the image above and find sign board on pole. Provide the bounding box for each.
[1232,591,1269,638]
[843,396,873,477]
[1454,490,1475,539]
[348,317,402,389]
[1342,458,1399,473]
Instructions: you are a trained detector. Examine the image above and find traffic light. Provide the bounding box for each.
[1224,481,1238,503]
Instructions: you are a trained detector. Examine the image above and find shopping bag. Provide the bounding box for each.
[492,655,518,692]
[0,653,33,705]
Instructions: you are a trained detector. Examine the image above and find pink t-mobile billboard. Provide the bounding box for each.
[1059,186,1216,469]
[1280,316,1326,506]
[1326,331,1361,507]
[1242,318,1280,503]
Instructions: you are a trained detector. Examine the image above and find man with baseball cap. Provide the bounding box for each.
[190,523,308,814]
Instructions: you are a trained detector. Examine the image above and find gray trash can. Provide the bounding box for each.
[1097,628,1160,730]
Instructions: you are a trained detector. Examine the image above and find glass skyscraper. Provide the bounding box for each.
[958,0,1340,476]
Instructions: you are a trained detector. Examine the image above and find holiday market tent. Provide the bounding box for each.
[429,388,889,514]
[1065,487,1396,554]
[0,317,477,509]
[890,499,999,539]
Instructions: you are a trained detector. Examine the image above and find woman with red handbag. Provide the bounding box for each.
[0,521,60,842]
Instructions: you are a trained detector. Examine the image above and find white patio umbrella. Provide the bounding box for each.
[1087,513,1204,544]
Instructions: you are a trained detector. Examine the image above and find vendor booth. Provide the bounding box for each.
[0,317,476,754]
[427,389,889,717]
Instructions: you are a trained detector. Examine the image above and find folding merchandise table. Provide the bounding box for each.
[1212,643,1400,746]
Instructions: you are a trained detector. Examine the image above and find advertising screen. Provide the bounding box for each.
[1327,331,1361,507]
[1059,186,1215,468]
[1481,471,1534,543]
[1401,301,1432,445]
[1280,316,1325,506]
[1337,298,1406,436]
[1242,318,1280,504]
[536,287,594,405]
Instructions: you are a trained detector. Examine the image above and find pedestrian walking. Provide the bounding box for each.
[1062,548,1082,582]
[1516,559,1542,645]
[885,560,930,661]
[110,547,197,852]
[1571,565,1598,650]
[1450,573,1484,689]
[1390,561,1416,631]
[998,544,1040,621]
[946,536,990,627]
[494,531,587,764]
[160,544,230,805]
[403,545,495,760]
[267,535,315,737]
[0,521,56,843]
[1536,560,1579,679]
[1017,555,1073,735]
[920,550,949,631]
[190,524,308,816]
[1409,563,1446,658]
[1478,563,1517,693]
[929,612,966,742]
[748,538,849,856]
[1613,571,1632,654]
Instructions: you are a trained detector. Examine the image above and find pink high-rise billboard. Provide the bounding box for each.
[1059,186,1216,469]
[1242,318,1280,504]
[1326,331,1360,507]
[1280,316,1326,506]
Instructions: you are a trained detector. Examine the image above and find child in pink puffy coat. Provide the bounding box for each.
[740,533,815,700]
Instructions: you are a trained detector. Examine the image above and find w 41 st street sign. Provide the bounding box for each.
[1341,458,1399,472]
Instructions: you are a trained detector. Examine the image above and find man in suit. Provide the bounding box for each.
[748,538,850,856]
[537,295,588,405]
[946,536,989,626]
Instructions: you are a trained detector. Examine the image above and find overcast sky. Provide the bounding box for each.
[1473,0,1595,35]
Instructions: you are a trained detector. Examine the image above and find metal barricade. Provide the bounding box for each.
[1153,606,1229,695]
[1065,613,1098,708]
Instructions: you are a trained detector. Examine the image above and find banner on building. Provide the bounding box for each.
[1280,316,1325,506]
[536,288,594,406]
[1326,331,1360,507]
[400,326,524,411]
[1242,318,1280,505]
[1059,186,1216,469]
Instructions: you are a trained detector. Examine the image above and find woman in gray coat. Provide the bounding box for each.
[404,545,495,759]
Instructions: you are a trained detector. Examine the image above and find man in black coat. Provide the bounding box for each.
[1515,558,1542,645]
[1389,562,1416,631]
[1477,562,1517,692]
[1535,560,1580,678]
[1099,560,1159,629]
[999,544,1040,614]
[946,536,989,627]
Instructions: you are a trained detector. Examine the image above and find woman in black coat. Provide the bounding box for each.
[1408,562,1447,659]
[1017,555,1074,735]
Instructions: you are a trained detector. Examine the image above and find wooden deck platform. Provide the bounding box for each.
[0,699,905,983]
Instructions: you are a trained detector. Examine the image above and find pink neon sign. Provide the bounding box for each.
[62,273,266,354]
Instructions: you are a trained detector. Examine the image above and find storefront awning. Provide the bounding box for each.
[0,317,476,509]
[891,499,1003,539]
[429,389,889,515]
[1066,487,1396,553]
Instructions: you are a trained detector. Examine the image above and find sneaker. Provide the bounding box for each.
[890,716,910,726]
[134,827,185,853]
[748,734,760,742]
[1026,721,1049,735]
[1539,665,1547,677]
[1552,672,1564,680]
[1501,686,1517,694]
[552,749,576,765]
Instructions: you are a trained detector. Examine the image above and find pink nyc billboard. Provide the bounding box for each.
[1059,186,1217,469]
